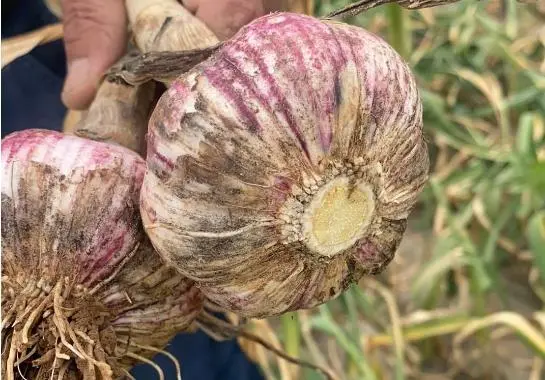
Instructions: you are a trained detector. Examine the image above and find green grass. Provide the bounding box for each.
[240,0,545,379]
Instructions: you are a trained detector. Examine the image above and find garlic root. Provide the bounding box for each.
[2,277,114,380]
[118,340,182,380]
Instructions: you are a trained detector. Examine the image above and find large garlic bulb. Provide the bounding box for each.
[1,129,202,379]
[140,13,429,319]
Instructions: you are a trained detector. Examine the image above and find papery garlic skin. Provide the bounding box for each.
[141,13,429,318]
[1,129,202,379]
[2,129,145,286]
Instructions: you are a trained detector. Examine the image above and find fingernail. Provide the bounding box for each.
[61,58,95,110]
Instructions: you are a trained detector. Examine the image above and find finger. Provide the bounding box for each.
[190,0,266,40]
[181,0,199,13]
[60,0,128,110]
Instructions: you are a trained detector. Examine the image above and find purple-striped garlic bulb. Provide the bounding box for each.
[140,12,430,319]
[1,129,203,380]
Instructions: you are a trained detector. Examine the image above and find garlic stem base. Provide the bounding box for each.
[302,176,375,257]
[279,160,380,258]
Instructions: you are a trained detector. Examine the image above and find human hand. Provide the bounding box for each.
[60,0,128,110]
[182,0,266,41]
[60,0,269,111]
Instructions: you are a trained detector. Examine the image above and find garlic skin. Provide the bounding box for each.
[140,13,429,318]
[1,129,202,379]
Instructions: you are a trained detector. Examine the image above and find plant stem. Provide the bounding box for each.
[385,3,412,59]
[281,312,300,355]
[281,312,301,376]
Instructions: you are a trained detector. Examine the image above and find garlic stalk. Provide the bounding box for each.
[140,12,430,319]
[325,0,463,18]
[73,78,156,155]
[126,0,218,54]
[71,0,220,156]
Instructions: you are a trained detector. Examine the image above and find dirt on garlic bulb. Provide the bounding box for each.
[1,129,203,380]
[140,12,430,319]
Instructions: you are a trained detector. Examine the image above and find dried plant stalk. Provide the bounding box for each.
[196,311,338,380]
[72,0,218,154]
[71,65,155,155]
[325,0,464,18]
[73,77,156,155]
[127,0,219,54]
[265,0,315,14]
[105,46,220,86]
[1,23,63,68]
[63,110,83,135]
[289,0,315,14]
[44,0,63,18]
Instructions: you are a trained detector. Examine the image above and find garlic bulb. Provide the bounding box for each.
[140,12,429,318]
[1,129,203,379]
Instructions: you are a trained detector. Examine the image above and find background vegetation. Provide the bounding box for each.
[237,1,545,379]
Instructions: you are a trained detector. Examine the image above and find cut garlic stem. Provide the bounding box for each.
[302,176,376,257]
[126,0,219,58]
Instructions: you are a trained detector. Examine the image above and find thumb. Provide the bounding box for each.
[61,0,128,110]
